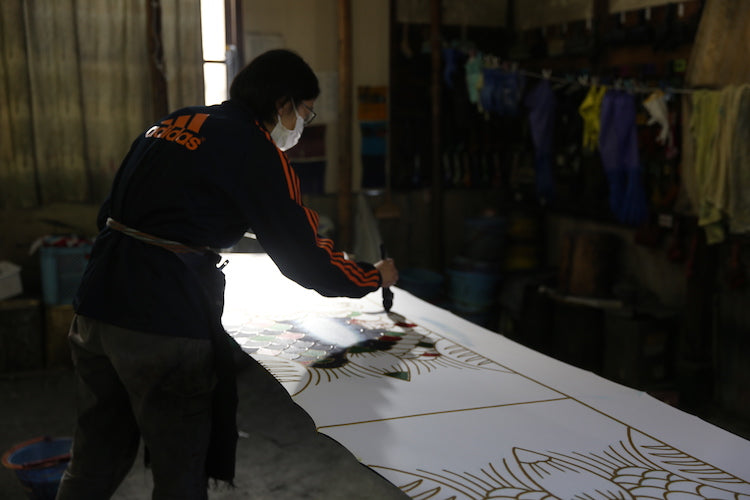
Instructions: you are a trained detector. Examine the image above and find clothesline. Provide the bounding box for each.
[518,69,696,95]
[474,53,696,95]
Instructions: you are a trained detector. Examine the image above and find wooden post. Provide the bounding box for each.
[337,0,353,251]
[225,0,244,67]
[146,0,168,119]
[430,0,443,269]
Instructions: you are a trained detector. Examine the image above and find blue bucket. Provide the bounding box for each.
[447,269,501,313]
[397,268,445,302]
[2,436,72,500]
[463,216,506,262]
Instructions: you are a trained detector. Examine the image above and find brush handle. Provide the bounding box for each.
[380,244,394,312]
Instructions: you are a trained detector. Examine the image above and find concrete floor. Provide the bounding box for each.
[1,360,410,500]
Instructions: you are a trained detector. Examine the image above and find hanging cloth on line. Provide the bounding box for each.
[642,90,671,146]
[725,85,750,236]
[465,53,483,105]
[691,84,750,243]
[480,68,525,116]
[598,90,648,226]
[578,84,608,153]
[524,79,557,204]
[689,89,724,243]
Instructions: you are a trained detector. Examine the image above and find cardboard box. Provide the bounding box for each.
[0,261,23,301]
[44,304,75,368]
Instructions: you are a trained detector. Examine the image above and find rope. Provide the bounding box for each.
[518,69,697,95]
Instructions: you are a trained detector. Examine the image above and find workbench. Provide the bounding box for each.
[222,254,750,499]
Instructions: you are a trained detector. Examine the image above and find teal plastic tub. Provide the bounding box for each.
[398,268,445,302]
[447,268,501,313]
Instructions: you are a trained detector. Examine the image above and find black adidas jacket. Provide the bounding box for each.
[74,99,381,340]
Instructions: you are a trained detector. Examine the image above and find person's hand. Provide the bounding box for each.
[375,258,399,288]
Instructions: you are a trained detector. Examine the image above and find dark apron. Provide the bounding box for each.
[106,217,243,484]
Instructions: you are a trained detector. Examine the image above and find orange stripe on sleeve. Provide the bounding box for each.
[253,121,378,289]
[305,211,318,234]
[327,249,380,287]
[255,120,298,201]
[276,150,297,200]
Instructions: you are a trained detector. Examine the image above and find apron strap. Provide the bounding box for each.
[106,217,220,255]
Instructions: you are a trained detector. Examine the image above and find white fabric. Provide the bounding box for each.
[222,254,750,499]
[643,90,670,145]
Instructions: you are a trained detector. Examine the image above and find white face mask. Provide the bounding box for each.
[270,107,304,151]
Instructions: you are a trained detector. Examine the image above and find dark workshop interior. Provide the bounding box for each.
[1,0,750,498]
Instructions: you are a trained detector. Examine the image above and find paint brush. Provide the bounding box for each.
[380,243,394,312]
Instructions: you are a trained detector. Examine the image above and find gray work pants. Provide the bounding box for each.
[56,315,215,500]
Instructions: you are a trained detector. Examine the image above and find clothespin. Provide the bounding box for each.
[677,2,684,17]
[586,17,593,31]
[644,7,651,21]
[578,74,590,87]
[542,69,552,80]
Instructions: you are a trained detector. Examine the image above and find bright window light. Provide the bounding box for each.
[201,0,227,105]
[203,62,227,106]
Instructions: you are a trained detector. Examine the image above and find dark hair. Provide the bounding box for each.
[229,49,320,124]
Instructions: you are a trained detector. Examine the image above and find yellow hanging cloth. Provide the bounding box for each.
[690,89,724,243]
[721,84,750,236]
[690,86,750,244]
[578,85,608,152]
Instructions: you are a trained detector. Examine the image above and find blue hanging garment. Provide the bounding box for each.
[442,48,466,89]
[504,71,525,116]
[480,68,524,116]
[524,79,557,203]
[598,90,648,225]
[480,68,500,113]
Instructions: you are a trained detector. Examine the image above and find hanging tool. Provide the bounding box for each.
[380,243,394,312]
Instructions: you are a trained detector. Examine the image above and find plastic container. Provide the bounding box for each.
[397,268,445,302]
[0,261,23,301]
[2,436,72,500]
[447,268,501,313]
[452,255,502,274]
[40,246,92,305]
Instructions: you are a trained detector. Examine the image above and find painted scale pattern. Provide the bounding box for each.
[227,313,438,370]
[375,428,750,500]
[226,308,749,500]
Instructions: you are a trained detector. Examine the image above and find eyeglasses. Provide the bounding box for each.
[298,102,317,126]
